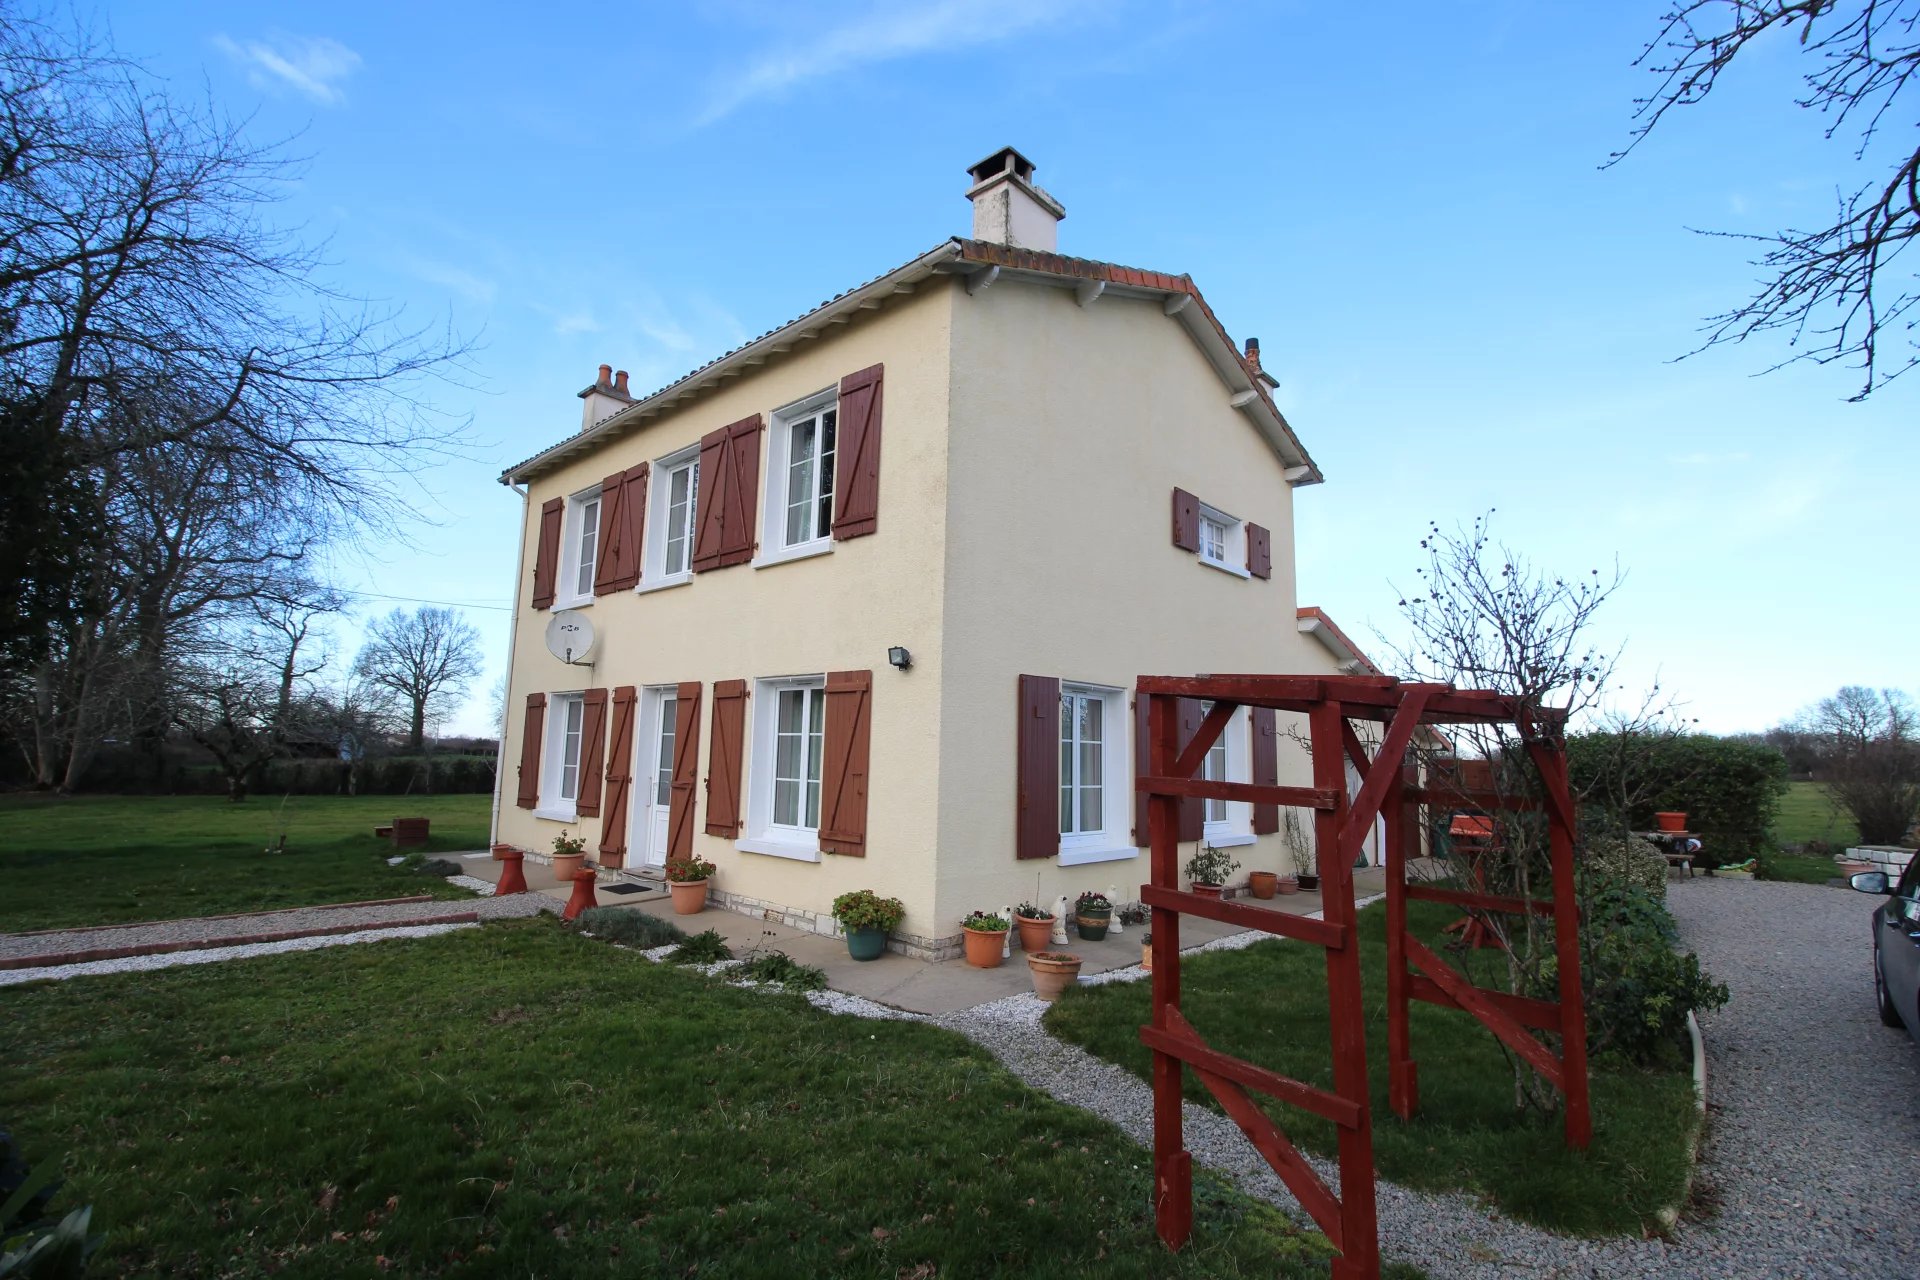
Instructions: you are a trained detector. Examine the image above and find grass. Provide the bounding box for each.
[0,919,1384,1279]
[1044,900,1700,1237]
[1771,780,1859,850]
[0,793,489,932]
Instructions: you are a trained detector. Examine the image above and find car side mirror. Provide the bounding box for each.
[1850,871,1891,895]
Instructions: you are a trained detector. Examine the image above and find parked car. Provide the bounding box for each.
[1852,863,1920,1041]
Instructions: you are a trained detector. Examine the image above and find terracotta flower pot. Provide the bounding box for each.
[1075,911,1110,941]
[962,925,1008,968]
[1275,875,1299,896]
[1015,914,1055,952]
[1191,883,1224,899]
[1248,871,1278,900]
[551,852,585,883]
[668,878,709,916]
[1027,952,1083,1001]
[1655,812,1688,833]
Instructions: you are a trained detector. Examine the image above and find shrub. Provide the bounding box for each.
[573,907,686,948]
[2,1129,103,1278]
[732,950,827,991]
[1184,844,1240,886]
[664,856,716,884]
[831,890,906,933]
[1529,885,1727,1066]
[1567,733,1789,863]
[666,930,732,965]
[1580,833,1669,903]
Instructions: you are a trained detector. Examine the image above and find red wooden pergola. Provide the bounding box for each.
[1136,674,1588,1280]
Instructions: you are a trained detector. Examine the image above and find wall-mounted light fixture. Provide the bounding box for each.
[888,645,913,671]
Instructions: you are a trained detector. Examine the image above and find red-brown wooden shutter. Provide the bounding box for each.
[667,681,701,860]
[832,364,883,540]
[515,692,545,808]
[1171,488,1200,552]
[1247,522,1272,580]
[1251,706,1280,834]
[531,498,563,609]
[1132,690,1151,847]
[576,687,608,818]
[599,686,637,864]
[1177,696,1204,841]
[1017,674,1061,860]
[705,679,747,838]
[819,670,872,856]
[595,463,648,593]
[691,415,763,572]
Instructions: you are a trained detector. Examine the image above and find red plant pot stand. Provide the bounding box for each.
[492,846,529,896]
[561,868,598,921]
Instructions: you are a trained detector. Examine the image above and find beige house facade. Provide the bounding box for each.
[493,149,1354,958]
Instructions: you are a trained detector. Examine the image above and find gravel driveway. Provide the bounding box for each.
[1662,876,1920,1278]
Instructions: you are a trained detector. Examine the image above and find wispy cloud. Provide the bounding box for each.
[214,33,363,106]
[398,256,497,305]
[697,0,1096,125]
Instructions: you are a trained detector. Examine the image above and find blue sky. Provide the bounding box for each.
[104,1,1915,737]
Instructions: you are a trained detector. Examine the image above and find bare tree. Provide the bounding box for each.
[1616,2,1920,399]
[1805,685,1920,842]
[352,607,484,751]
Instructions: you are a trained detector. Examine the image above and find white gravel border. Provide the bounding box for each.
[0,923,479,987]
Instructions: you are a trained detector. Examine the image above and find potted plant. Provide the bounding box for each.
[1248,869,1279,899]
[961,910,1009,968]
[1026,951,1083,1001]
[1285,810,1320,891]
[1655,811,1688,833]
[1013,902,1055,952]
[1185,843,1239,898]
[832,889,905,961]
[1140,930,1153,972]
[1073,891,1112,940]
[1275,872,1300,896]
[664,855,717,915]
[550,830,587,882]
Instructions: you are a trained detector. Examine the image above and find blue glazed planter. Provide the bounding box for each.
[845,926,888,961]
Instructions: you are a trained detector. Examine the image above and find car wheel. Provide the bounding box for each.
[1876,947,1904,1028]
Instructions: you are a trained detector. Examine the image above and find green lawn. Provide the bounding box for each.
[0,919,1383,1279]
[1044,901,1700,1237]
[0,794,489,932]
[1771,780,1859,849]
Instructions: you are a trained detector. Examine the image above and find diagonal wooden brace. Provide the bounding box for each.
[1405,936,1564,1088]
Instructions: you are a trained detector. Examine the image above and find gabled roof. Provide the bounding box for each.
[1297,606,1382,676]
[501,238,1323,487]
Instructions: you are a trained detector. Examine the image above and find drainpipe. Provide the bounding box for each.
[489,481,530,849]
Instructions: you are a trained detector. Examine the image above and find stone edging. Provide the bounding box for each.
[1,895,436,939]
[0,911,482,970]
[1655,1010,1710,1231]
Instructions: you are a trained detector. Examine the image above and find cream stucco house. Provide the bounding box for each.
[493,148,1366,958]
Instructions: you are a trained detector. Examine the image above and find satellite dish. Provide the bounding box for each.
[545,610,597,665]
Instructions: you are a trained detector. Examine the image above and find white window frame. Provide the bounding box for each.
[1196,500,1249,579]
[1058,681,1135,867]
[534,690,586,822]
[556,487,602,608]
[738,674,827,862]
[1200,702,1256,848]
[638,444,700,594]
[756,388,838,568]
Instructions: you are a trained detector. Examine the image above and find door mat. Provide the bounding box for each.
[602,882,655,895]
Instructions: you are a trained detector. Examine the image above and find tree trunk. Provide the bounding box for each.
[410,701,425,751]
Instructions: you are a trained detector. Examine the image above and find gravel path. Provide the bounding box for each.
[0,887,554,966]
[0,922,483,987]
[1660,877,1920,1278]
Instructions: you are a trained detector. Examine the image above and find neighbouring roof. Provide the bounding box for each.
[1296,606,1382,676]
[500,237,1323,487]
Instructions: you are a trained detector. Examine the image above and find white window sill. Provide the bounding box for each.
[1060,843,1139,867]
[1202,832,1258,848]
[1199,558,1251,580]
[552,593,595,610]
[736,835,822,863]
[753,540,833,570]
[634,572,692,596]
[532,806,578,823]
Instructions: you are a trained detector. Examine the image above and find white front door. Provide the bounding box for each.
[634,690,677,870]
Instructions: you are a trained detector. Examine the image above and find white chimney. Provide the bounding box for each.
[966,146,1065,251]
[577,363,633,431]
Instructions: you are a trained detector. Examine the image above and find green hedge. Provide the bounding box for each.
[1567,733,1789,862]
[161,755,497,797]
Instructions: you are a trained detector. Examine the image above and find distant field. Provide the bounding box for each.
[0,793,490,932]
[1772,781,1860,850]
